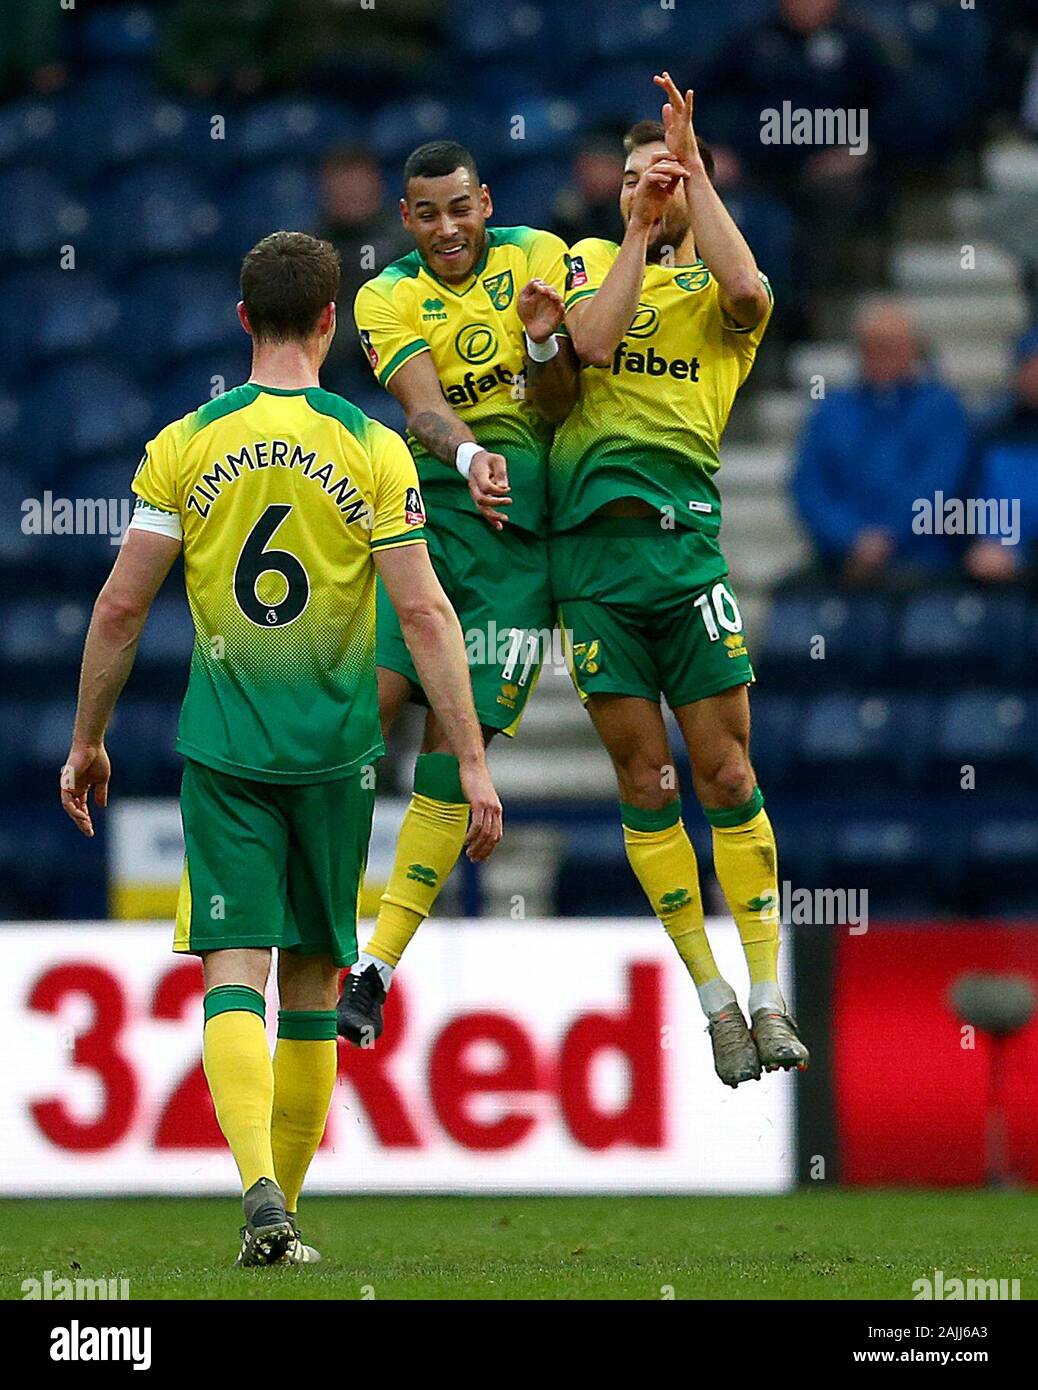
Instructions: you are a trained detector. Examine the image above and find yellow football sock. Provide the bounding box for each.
[621,801,721,986]
[366,753,469,968]
[707,790,780,987]
[271,1011,338,1214]
[201,986,275,1193]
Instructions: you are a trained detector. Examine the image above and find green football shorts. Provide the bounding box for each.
[550,516,754,709]
[174,758,375,967]
[376,509,553,736]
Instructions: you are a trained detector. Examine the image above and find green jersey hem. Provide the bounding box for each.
[176,742,384,785]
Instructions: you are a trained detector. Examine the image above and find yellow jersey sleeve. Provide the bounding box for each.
[524,229,569,295]
[131,420,181,515]
[369,421,429,551]
[563,238,616,312]
[354,279,430,390]
[719,271,775,358]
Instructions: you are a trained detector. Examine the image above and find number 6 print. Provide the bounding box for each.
[234,504,310,627]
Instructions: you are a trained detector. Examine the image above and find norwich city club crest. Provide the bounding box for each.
[675,267,711,293]
[482,269,514,310]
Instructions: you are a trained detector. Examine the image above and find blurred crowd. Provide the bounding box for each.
[2,0,1037,590]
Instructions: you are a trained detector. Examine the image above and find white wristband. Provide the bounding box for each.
[455,441,482,479]
[524,331,559,363]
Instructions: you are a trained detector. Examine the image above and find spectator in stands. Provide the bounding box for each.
[964,326,1038,585]
[791,298,970,586]
[701,0,899,334]
[550,135,625,247]
[317,146,410,393]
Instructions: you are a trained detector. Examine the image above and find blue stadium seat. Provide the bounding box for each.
[446,1,554,62]
[490,160,569,229]
[581,63,663,128]
[489,97,583,165]
[589,0,736,75]
[227,97,358,169]
[89,165,222,268]
[0,167,88,263]
[121,264,242,373]
[0,269,120,370]
[798,693,931,792]
[370,98,485,165]
[222,164,319,255]
[148,352,253,430]
[23,360,151,475]
[27,698,78,769]
[1,601,90,668]
[0,468,37,569]
[0,97,62,171]
[81,6,160,61]
[757,592,891,688]
[931,691,1032,795]
[747,694,799,793]
[804,816,953,916]
[897,590,1029,686]
[136,597,196,668]
[108,700,183,792]
[966,818,1038,915]
[0,385,24,473]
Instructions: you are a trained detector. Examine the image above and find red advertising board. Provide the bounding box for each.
[834,924,1038,1185]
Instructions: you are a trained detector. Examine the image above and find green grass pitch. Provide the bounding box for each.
[1,1192,1034,1300]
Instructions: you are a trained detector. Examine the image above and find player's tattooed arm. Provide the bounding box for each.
[518,278,579,424]
[654,71,770,328]
[388,352,512,530]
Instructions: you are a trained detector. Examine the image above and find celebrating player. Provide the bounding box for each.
[59,231,502,1265]
[552,74,809,1085]
[341,141,577,1043]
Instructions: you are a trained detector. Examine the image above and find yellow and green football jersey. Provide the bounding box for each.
[131,383,427,784]
[353,224,568,535]
[550,237,773,536]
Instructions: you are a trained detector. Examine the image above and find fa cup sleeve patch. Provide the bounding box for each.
[360,330,379,369]
[405,486,426,526]
[565,254,588,291]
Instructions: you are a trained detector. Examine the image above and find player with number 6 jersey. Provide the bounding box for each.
[60,231,501,1267]
[553,75,809,1088]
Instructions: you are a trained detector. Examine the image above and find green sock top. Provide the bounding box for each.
[704,787,765,828]
[620,799,682,833]
[277,1009,338,1041]
[203,984,265,1023]
[414,751,465,804]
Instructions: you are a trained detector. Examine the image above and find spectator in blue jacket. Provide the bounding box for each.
[791,298,970,586]
[964,326,1038,585]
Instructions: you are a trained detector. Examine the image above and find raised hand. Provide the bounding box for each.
[518,277,565,344]
[653,71,704,177]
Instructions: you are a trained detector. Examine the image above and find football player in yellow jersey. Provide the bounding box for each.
[554,74,809,1086]
[59,232,501,1265]
[342,140,578,1042]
